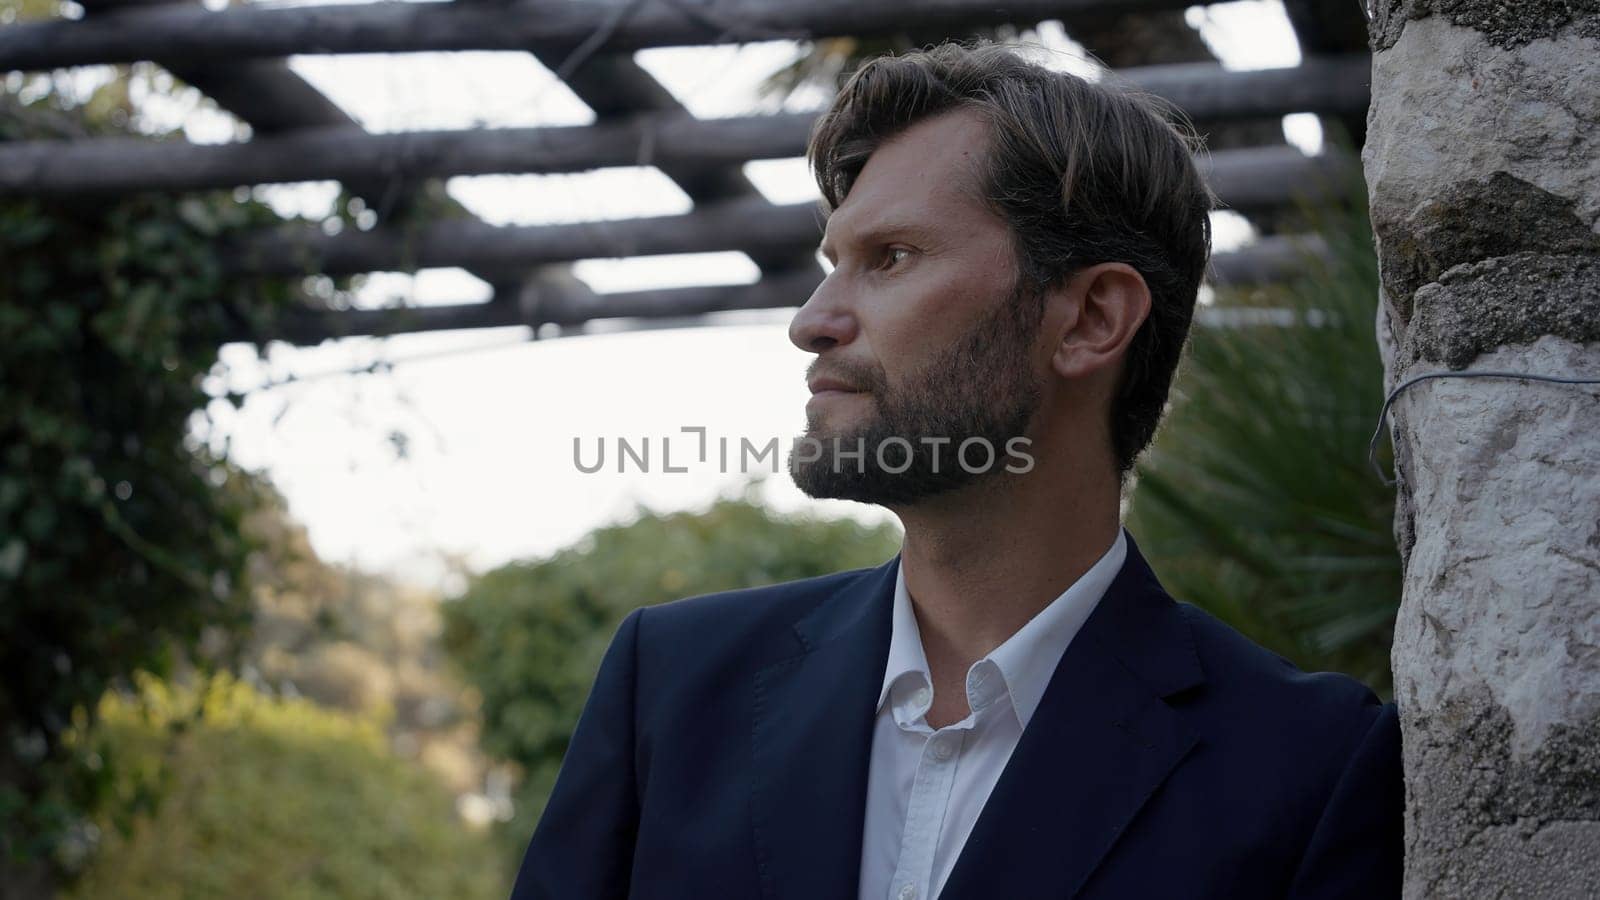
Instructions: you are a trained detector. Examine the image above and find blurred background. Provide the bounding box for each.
[1,0,1400,896]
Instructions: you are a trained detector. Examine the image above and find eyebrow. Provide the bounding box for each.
[817,219,940,261]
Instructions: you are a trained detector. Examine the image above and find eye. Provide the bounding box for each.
[879,246,913,270]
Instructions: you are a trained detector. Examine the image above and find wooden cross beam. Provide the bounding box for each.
[241,235,1331,344]
[216,147,1356,277]
[0,58,1371,196]
[1,0,1202,71]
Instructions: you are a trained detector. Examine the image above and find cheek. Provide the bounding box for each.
[864,296,974,394]
[853,235,1017,371]
[847,282,923,365]
[877,267,1005,345]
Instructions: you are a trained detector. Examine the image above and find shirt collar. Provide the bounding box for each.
[874,565,934,717]
[875,528,1129,730]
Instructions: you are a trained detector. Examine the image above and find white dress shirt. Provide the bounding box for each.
[856,529,1129,900]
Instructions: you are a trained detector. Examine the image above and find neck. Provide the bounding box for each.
[891,447,1121,694]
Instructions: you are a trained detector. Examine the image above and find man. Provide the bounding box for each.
[512,42,1402,899]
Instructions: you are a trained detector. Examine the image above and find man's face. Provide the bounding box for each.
[788,109,1047,506]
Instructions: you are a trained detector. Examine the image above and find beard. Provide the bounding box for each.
[789,282,1044,506]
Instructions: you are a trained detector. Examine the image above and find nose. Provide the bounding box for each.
[787,274,858,354]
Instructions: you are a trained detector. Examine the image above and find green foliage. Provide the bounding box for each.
[0,0,59,25]
[443,491,902,863]
[239,487,492,803]
[0,92,309,869]
[61,675,506,900]
[1128,197,1401,695]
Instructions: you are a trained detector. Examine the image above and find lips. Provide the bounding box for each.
[807,376,862,395]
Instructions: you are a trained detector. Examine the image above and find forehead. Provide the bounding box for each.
[820,108,995,247]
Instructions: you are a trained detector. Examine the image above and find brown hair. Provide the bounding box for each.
[807,41,1215,476]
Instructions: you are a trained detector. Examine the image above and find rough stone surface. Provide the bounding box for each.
[1370,5,1600,893]
[1376,296,1418,562]
[1388,336,1600,747]
[1377,174,1600,320]
[1364,18,1600,321]
[1387,337,1600,892]
[1404,252,1600,367]
[1370,0,1600,52]
[1401,688,1600,898]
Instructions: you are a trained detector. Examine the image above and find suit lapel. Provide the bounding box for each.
[939,534,1206,900]
[750,557,897,900]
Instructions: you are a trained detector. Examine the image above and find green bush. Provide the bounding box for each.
[1128,197,1401,694]
[62,675,506,900]
[443,491,902,865]
[0,88,316,871]
[1,61,491,890]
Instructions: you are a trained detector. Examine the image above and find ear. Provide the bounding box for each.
[1048,262,1152,382]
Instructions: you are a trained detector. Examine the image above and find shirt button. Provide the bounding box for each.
[929,736,956,761]
[912,687,931,709]
[897,884,917,900]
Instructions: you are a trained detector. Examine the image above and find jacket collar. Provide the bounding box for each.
[939,531,1204,898]
[873,529,1133,730]
[749,531,1204,900]
[750,556,898,900]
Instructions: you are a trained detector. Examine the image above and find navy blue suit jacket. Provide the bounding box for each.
[511,534,1403,899]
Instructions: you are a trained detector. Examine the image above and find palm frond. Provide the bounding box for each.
[1128,189,1401,696]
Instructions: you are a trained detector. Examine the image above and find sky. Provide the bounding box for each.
[66,1,1322,591]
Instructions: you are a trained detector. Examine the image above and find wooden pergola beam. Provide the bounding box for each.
[1116,54,1368,125]
[222,147,1355,277]
[1202,145,1358,213]
[1279,0,1372,145]
[0,58,1370,197]
[0,0,1201,71]
[228,197,825,277]
[242,235,1329,344]
[0,112,816,195]
[502,12,823,289]
[70,0,603,313]
[253,269,827,344]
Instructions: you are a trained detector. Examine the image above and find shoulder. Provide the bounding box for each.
[1180,601,1382,717]
[629,562,889,674]
[1147,599,1402,888]
[640,563,885,633]
[1173,599,1395,789]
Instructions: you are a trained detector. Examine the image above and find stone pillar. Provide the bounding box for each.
[1363,3,1600,897]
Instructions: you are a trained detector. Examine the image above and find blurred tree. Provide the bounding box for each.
[443,490,902,866]
[239,485,493,801]
[1128,193,1401,695]
[0,0,57,24]
[0,77,317,887]
[60,674,506,900]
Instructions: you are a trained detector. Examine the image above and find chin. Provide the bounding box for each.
[803,408,867,440]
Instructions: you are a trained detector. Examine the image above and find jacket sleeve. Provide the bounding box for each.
[510,607,645,900]
[1286,700,1405,899]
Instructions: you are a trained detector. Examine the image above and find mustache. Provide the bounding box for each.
[806,358,889,394]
